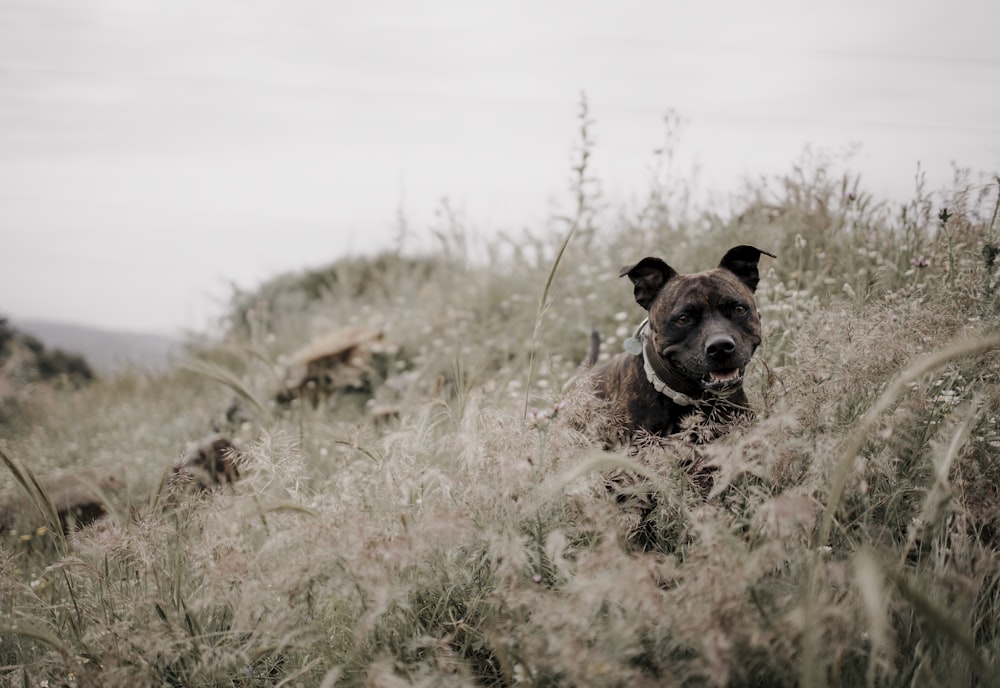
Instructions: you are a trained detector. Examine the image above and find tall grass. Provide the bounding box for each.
[523,93,597,418]
[2,126,1000,686]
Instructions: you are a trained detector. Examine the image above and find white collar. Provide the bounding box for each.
[635,320,696,406]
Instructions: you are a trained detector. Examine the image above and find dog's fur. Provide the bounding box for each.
[590,245,774,441]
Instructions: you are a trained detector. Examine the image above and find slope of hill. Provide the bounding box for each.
[14,319,181,374]
[0,317,96,429]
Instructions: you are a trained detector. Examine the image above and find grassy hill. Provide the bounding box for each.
[0,317,95,431]
[14,320,180,375]
[1,148,999,687]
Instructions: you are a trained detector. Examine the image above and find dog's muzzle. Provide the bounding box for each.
[626,320,745,404]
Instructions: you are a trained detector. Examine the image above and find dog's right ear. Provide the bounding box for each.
[619,257,677,310]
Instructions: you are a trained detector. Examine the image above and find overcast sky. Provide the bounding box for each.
[2,0,998,335]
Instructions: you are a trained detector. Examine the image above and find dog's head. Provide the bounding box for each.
[620,245,775,394]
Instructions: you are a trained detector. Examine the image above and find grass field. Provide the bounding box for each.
[2,133,1000,687]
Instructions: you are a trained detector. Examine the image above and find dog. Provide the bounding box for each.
[590,245,774,441]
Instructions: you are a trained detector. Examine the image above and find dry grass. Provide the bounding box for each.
[2,134,1000,687]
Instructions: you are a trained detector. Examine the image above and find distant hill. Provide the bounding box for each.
[14,319,182,374]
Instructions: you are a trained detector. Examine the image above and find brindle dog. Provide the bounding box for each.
[591,245,774,440]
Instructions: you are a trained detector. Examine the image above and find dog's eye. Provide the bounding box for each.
[675,314,691,325]
[733,304,748,316]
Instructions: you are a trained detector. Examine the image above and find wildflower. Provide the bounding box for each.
[527,408,550,428]
[911,255,930,268]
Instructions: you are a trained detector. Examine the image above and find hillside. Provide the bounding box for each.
[14,319,180,375]
[0,317,95,430]
[1,154,999,687]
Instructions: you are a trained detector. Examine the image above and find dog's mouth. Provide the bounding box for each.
[703,368,743,389]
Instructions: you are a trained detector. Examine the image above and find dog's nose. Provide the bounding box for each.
[706,335,736,361]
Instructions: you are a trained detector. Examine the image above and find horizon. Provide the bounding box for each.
[2,0,999,336]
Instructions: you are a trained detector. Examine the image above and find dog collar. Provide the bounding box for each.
[628,320,699,406]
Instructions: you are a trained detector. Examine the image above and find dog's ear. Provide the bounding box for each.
[718,245,776,293]
[619,257,678,310]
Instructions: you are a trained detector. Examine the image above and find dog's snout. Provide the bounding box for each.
[706,335,736,361]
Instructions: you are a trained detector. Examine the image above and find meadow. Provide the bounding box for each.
[2,119,1000,687]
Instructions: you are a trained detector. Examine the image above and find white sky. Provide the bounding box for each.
[2,0,999,335]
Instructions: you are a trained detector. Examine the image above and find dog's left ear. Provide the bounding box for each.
[719,245,776,293]
[620,257,678,310]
